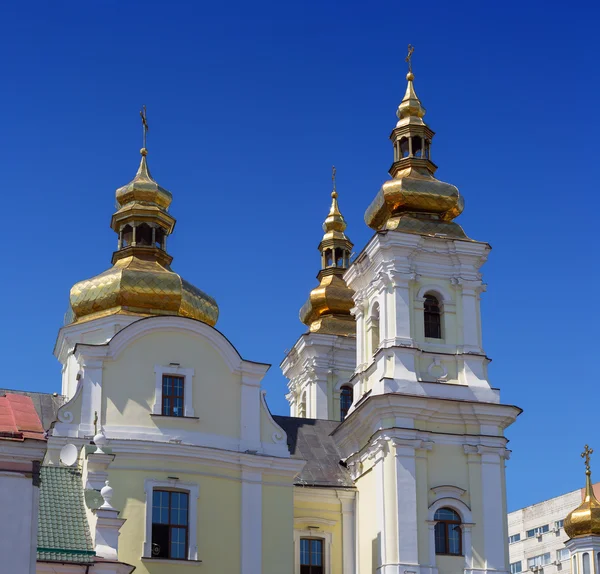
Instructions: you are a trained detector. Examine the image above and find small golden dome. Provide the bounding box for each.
[565,446,600,539]
[300,178,355,337]
[67,146,218,327]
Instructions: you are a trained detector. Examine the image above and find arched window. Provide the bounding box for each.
[434,507,462,556]
[573,556,579,574]
[325,250,333,268]
[424,294,442,339]
[137,223,153,246]
[340,386,353,421]
[400,137,410,158]
[370,303,380,355]
[583,553,590,574]
[121,224,133,247]
[413,135,423,158]
[298,392,307,418]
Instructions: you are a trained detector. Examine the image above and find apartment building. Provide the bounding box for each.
[508,484,600,574]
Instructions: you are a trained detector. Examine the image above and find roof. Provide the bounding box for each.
[273,415,354,488]
[37,466,95,564]
[0,389,65,431]
[0,393,45,441]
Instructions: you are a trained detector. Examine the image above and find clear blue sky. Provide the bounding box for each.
[1,0,598,512]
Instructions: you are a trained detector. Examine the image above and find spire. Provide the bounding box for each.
[564,445,600,539]
[364,45,467,238]
[299,168,355,336]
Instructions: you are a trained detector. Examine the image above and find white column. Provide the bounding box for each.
[241,469,262,574]
[390,272,414,345]
[240,374,261,452]
[463,524,474,570]
[79,357,103,436]
[478,446,507,573]
[459,280,483,353]
[339,491,356,574]
[371,440,389,568]
[393,439,420,567]
[351,297,366,371]
[314,376,329,420]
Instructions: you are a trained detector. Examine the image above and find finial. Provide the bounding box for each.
[583,445,594,475]
[140,105,149,156]
[100,480,115,510]
[405,44,415,81]
[332,165,337,199]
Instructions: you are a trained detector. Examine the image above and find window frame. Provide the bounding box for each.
[300,537,324,574]
[527,553,551,568]
[143,478,199,561]
[509,533,521,544]
[424,294,443,339]
[557,548,570,562]
[152,365,195,418]
[526,524,549,539]
[151,489,190,560]
[294,529,332,574]
[339,385,353,421]
[434,507,463,556]
[510,561,523,574]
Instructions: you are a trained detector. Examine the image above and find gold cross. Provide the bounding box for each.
[332,165,337,193]
[405,44,415,74]
[582,444,594,472]
[140,105,149,149]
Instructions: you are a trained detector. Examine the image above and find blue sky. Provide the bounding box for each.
[1,0,598,511]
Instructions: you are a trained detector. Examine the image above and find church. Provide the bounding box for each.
[7,52,521,574]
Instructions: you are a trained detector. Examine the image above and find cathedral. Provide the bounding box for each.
[7,55,521,574]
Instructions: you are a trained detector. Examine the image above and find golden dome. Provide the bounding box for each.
[364,57,467,239]
[67,147,218,327]
[565,446,600,539]
[300,177,355,337]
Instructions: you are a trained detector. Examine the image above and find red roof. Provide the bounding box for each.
[0,394,45,441]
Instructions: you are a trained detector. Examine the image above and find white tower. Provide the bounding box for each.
[334,53,521,574]
[282,173,356,421]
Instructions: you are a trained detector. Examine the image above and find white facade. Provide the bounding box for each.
[508,486,591,574]
[282,332,356,420]
[0,440,45,574]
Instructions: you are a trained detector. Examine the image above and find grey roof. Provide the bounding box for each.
[37,466,95,564]
[0,389,65,430]
[273,416,354,488]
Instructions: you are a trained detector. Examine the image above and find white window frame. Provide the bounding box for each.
[143,478,199,561]
[509,533,522,544]
[294,529,332,574]
[510,560,523,574]
[528,553,551,568]
[557,548,570,562]
[153,365,195,417]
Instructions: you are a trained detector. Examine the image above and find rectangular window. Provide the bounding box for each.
[557,548,570,561]
[300,538,324,574]
[528,553,552,568]
[162,375,184,417]
[151,490,189,560]
[511,561,523,574]
[555,520,564,530]
[526,524,549,538]
[509,533,521,544]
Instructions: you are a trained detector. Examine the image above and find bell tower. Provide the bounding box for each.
[281,169,356,421]
[334,48,521,574]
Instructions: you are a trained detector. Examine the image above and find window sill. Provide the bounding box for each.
[150,414,200,420]
[141,557,202,565]
[435,553,464,557]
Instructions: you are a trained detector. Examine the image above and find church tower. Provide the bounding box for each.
[334,49,521,574]
[281,171,356,421]
[564,446,600,574]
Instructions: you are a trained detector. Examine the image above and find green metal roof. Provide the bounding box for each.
[37,466,95,564]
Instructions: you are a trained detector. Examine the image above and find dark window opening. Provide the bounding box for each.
[137,223,153,246]
[162,375,184,417]
[424,294,442,339]
[155,227,165,249]
[300,538,324,574]
[413,136,423,158]
[335,248,344,268]
[400,137,410,158]
[122,225,133,247]
[152,490,189,560]
[434,507,462,556]
[340,385,353,421]
[325,249,333,267]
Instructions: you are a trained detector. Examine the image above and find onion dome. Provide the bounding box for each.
[299,171,355,336]
[565,446,600,539]
[364,51,466,239]
[67,145,218,327]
